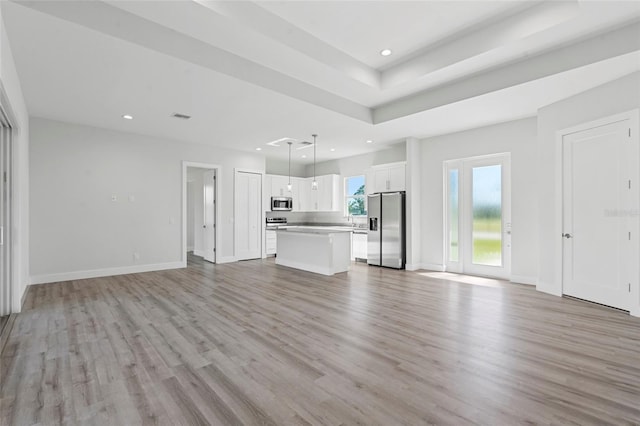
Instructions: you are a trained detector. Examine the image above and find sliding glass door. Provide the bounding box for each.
[445,154,511,278]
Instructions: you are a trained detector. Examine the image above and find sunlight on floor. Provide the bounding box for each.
[418,271,507,288]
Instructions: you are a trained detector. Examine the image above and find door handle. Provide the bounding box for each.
[562,233,572,239]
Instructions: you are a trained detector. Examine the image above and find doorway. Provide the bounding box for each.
[445,153,511,279]
[234,169,262,260]
[183,163,220,265]
[561,115,639,311]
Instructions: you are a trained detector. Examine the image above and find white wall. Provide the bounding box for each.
[418,117,539,283]
[1,5,30,312]
[306,142,406,177]
[537,72,640,297]
[30,118,264,283]
[266,158,307,177]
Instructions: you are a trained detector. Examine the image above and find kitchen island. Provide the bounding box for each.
[275,227,351,275]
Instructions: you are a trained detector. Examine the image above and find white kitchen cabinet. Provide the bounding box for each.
[366,162,406,194]
[271,175,293,197]
[267,175,305,211]
[298,174,340,212]
[352,232,367,260]
[266,230,277,255]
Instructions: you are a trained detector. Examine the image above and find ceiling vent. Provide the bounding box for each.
[171,112,191,120]
[267,137,297,147]
[296,140,314,150]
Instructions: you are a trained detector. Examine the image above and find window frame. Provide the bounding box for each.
[344,175,366,217]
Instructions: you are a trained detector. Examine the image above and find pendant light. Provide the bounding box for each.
[311,134,318,190]
[287,141,292,191]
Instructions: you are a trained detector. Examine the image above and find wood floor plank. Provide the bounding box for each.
[2,255,640,425]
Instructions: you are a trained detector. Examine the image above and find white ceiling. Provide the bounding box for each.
[3,0,640,164]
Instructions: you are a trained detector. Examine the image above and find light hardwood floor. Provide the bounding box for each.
[1,256,640,425]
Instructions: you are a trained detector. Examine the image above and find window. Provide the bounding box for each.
[345,175,366,216]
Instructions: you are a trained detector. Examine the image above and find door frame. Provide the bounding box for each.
[234,168,264,259]
[0,81,18,317]
[444,152,511,279]
[182,161,221,266]
[556,109,640,317]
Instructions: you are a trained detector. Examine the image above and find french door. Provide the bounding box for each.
[445,154,511,278]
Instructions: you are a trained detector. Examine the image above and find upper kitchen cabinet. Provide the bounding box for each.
[271,175,293,197]
[299,174,340,212]
[266,174,340,212]
[365,162,406,194]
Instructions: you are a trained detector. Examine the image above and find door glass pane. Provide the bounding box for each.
[472,165,502,266]
[449,169,459,261]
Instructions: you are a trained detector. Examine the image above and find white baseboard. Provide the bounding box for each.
[631,306,640,318]
[187,245,194,252]
[420,263,446,272]
[30,261,186,285]
[536,281,563,297]
[405,263,422,271]
[510,275,537,286]
[216,256,237,264]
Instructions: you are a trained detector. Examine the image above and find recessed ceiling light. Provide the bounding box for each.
[330,148,335,152]
[380,49,392,57]
[122,114,133,120]
[366,140,373,144]
[302,154,307,158]
[255,147,262,151]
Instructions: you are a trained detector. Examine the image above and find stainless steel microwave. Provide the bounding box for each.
[271,197,293,211]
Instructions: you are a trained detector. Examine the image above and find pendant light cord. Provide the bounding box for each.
[313,134,317,183]
[288,142,291,186]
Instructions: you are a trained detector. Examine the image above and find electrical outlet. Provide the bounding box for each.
[133,252,140,261]
[111,194,117,202]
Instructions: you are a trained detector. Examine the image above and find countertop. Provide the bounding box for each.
[268,223,368,234]
[275,226,353,235]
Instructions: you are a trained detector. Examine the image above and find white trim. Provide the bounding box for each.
[537,281,563,297]
[510,275,537,286]
[182,161,221,265]
[30,261,185,285]
[405,263,423,271]
[369,161,406,169]
[216,256,237,264]
[421,263,446,272]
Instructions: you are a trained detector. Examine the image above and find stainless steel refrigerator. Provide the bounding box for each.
[367,192,405,269]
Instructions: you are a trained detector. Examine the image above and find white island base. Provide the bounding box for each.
[275,228,351,275]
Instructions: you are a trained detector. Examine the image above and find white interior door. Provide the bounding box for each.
[562,119,638,310]
[445,154,511,279]
[203,170,216,263]
[235,171,262,260]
